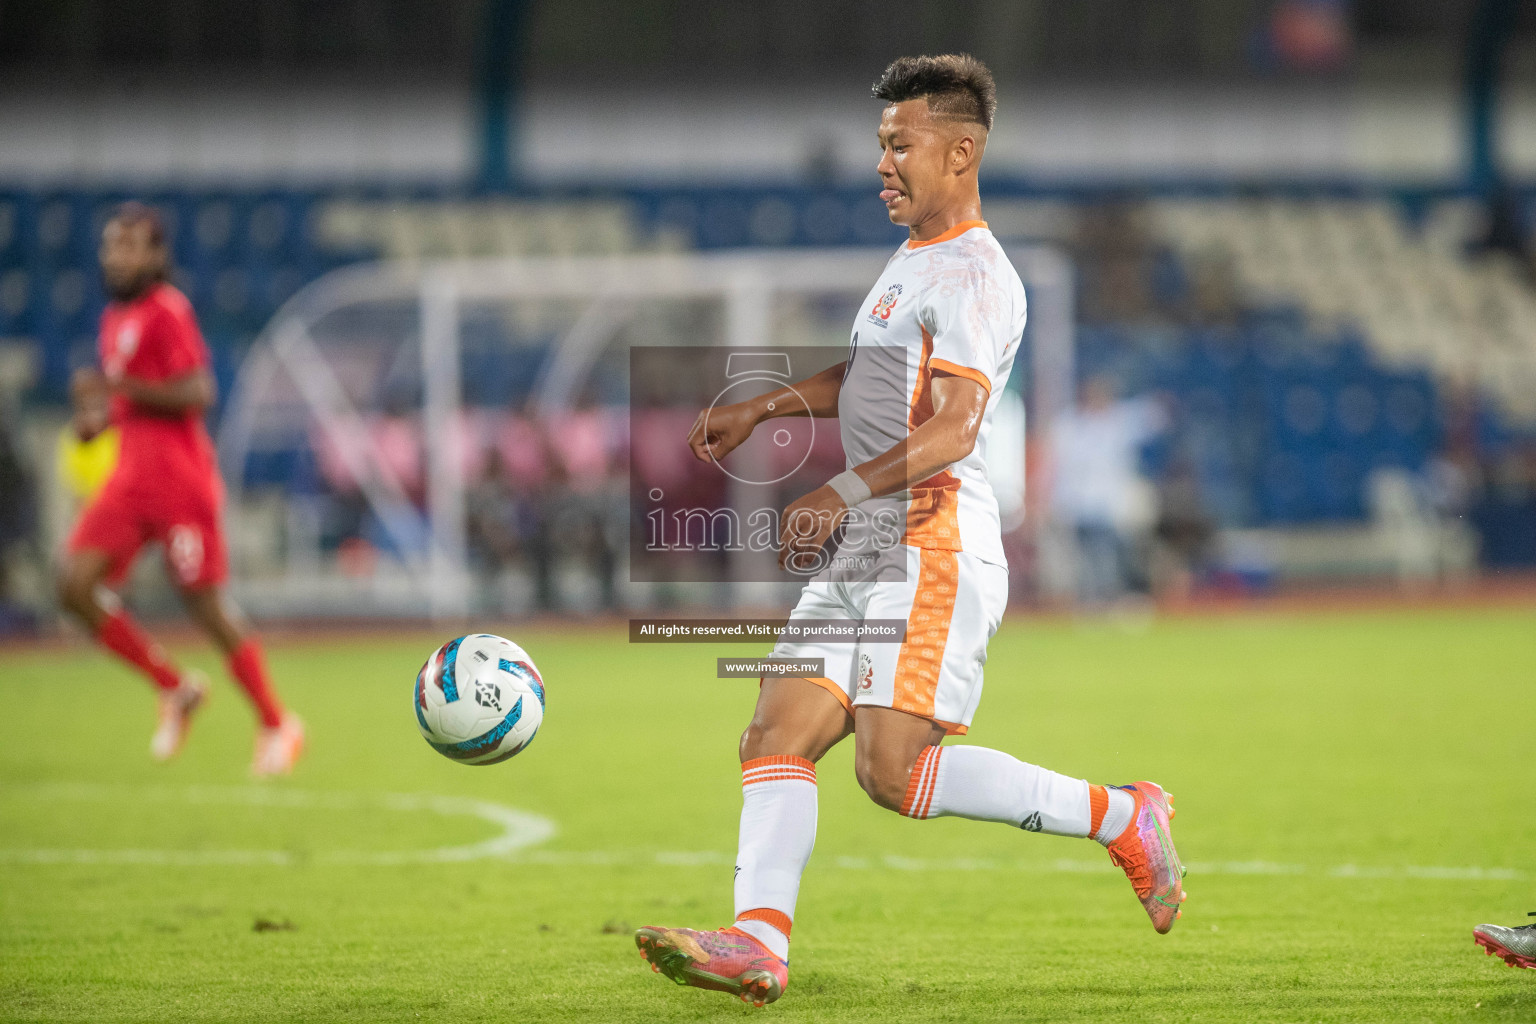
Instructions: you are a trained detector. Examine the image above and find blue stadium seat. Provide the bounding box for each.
[0,194,23,267]
[0,266,36,335]
[11,182,1490,528]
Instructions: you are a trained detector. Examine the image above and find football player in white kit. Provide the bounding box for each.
[637,54,1186,1007]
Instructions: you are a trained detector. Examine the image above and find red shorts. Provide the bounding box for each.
[68,467,228,590]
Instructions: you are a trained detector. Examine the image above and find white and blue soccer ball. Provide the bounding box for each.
[413,634,545,765]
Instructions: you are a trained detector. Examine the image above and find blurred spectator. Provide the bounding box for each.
[466,449,551,607]
[541,398,624,611]
[0,402,38,634]
[1262,0,1351,73]
[312,387,425,503]
[1437,379,1536,573]
[1151,456,1215,599]
[1184,248,1243,326]
[303,388,629,613]
[546,400,614,496]
[1074,200,1160,325]
[494,411,551,492]
[55,367,120,508]
[1472,184,1532,283]
[466,452,525,571]
[370,399,425,504]
[461,400,629,613]
[1472,444,1536,570]
[1048,376,1169,606]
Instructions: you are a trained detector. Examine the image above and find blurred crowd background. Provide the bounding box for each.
[1,0,1535,628]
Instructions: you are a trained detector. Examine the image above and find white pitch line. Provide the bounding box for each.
[0,785,1524,881]
[0,783,555,866]
[511,852,1521,882]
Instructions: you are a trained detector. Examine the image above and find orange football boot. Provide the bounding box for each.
[1104,781,1188,933]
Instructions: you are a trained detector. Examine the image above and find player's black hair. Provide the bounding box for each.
[872,54,996,131]
[108,201,167,249]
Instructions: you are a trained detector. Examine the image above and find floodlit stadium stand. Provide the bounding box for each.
[3,187,1535,552]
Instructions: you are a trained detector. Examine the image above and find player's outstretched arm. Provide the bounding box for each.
[778,373,986,569]
[686,361,846,464]
[112,366,217,415]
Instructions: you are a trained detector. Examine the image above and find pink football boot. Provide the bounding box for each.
[635,925,789,1007]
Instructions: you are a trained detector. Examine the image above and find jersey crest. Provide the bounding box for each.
[867,283,902,326]
[106,319,142,377]
[116,320,142,354]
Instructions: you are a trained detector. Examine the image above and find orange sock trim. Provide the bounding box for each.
[899,745,942,818]
[921,748,943,819]
[1088,784,1109,838]
[736,907,792,938]
[918,747,942,819]
[741,755,816,787]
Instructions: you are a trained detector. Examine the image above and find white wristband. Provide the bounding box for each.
[827,469,872,508]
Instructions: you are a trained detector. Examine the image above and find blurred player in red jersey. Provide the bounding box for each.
[56,203,304,775]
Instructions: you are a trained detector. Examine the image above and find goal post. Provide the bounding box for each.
[217,246,1073,620]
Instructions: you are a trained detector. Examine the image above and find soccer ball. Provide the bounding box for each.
[413,634,545,765]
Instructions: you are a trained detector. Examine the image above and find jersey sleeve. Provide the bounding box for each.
[917,262,1004,395]
[141,296,210,381]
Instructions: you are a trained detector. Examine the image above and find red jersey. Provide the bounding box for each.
[99,282,218,483]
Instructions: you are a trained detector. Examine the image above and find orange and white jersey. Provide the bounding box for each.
[839,220,1025,568]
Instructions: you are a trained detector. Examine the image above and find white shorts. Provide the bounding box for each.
[770,544,1008,735]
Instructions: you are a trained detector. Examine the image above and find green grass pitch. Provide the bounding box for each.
[2,606,1534,1022]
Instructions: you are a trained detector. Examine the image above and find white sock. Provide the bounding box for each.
[733,756,817,961]
[901,745,1096,837]
[1092,785,1136,845]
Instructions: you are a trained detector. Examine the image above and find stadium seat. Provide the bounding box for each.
[6,183,1524,539]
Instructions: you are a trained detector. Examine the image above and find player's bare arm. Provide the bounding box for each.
[111,366,216,415]
[778,372,986,569]
[685,360,845,463]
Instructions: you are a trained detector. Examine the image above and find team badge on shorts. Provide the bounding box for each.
[167,524,204,585]
[857,652,875,692]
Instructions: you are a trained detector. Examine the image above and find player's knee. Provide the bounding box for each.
[739,720,799,762]
[54,571,76,612]
[854,748,913,813]
[179,586,244,650]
